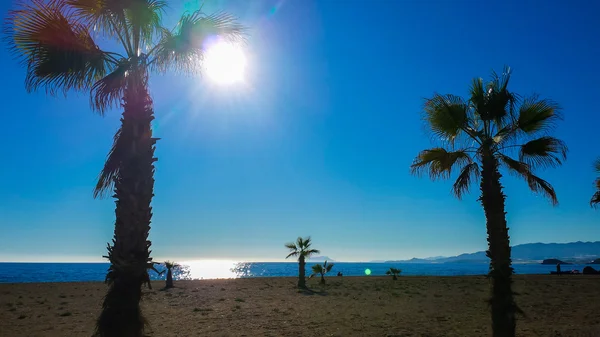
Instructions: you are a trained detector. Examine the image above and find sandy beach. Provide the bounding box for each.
[1,275,599,336]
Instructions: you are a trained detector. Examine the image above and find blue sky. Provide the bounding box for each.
[1,0,599,262]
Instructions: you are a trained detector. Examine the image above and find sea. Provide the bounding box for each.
[0,261,588,283]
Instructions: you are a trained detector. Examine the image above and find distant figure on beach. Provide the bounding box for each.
[337,271,343,277]
[556,263,561,275]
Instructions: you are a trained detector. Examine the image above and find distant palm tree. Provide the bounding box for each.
[164,261,179,289]
[5,2,244,336]
[411,67,567,337]
[285,237,320,288]
[310,260,334,284]
[591,158,600,207]
[385,267,401,280]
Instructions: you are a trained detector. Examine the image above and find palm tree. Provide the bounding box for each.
[5,1,244,336]
[285,236,320,288]
[590,158,600,207]
[385,267,401,280]
[411,67,566,337]
[164,261,179,289]
[310,260,334,284]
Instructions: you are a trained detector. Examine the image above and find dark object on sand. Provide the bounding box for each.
[164,261,179,289]
[556,263,561,275]
[583,266,600,275]
[337,272,343,277]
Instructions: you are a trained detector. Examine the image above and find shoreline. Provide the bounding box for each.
[2,275,600,336]
[3,272,599,285]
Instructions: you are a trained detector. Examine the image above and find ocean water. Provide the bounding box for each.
[0,261,589,283]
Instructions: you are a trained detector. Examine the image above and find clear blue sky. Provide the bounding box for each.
[1,0,599,262]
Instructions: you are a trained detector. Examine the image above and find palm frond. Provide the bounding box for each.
[311,263,323,274]
[164,260,177,269]
[594,157,600,174]
[94,127,124,198]
[284,242,297,251]
[303,249,320,258]
[423,94,469,142]
[517,95,561,134]
[499,155,558,205]
[6,0,115,103]
[481,66,517,127]
[325,263,334,272]
[285,251,299,259]
[411,148,472,180]
[452,162,480,199]
[90,58,130,112]
[300,236,309,248]
[124,0,167,50]
[591,190,600,208]
[150,10,246,73]
[591,158,600,208]
[469,77,486,117]
[66,0,125,37]
[519,136,567,170]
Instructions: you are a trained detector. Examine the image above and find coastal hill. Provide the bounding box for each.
[307,256,335,262]
[385,241,600,264]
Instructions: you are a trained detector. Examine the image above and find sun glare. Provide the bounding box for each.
[204,41,247,85]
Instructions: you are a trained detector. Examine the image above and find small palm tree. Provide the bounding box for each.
[591,158,600,207]
[411,67,566,337]
[6,2,244,336]
[164,261,179,289]
[285,237,320,288]
[310,260,334,284]
[386,267,401,280]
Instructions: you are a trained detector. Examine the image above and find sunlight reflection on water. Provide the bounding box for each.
[177,260,246,280]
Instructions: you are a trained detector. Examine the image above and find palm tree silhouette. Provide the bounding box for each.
[310,260,334,284]
[386,267,401,280]
[5,1,245,336]
[411,67,567,337]
[285,236,320,288]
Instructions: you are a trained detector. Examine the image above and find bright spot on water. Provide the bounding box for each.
[364,268,371,276]
[179,260,239,279]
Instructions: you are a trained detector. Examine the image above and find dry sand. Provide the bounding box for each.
[1,275,599,336]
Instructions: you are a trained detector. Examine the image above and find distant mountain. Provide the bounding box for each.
[385,241,600,264]
[541,259,571,265]
[307,256,335,262]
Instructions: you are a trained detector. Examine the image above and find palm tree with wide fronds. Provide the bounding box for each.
[310,260,334,284]
[5,1,245,336]
[590,158,600,207]
[285,236,320,288]
[411,67,567,337]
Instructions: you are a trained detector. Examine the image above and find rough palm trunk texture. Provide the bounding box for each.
[95,72,157,337]
[298,256,306,288]
[480,151,516,337]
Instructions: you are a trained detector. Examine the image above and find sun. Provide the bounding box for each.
[203,40,247,85]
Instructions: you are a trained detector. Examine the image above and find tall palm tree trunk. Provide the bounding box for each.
[95,71,157,337]
[480,151,516,337]
[166,268,174,289]
[298,256,306,288]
